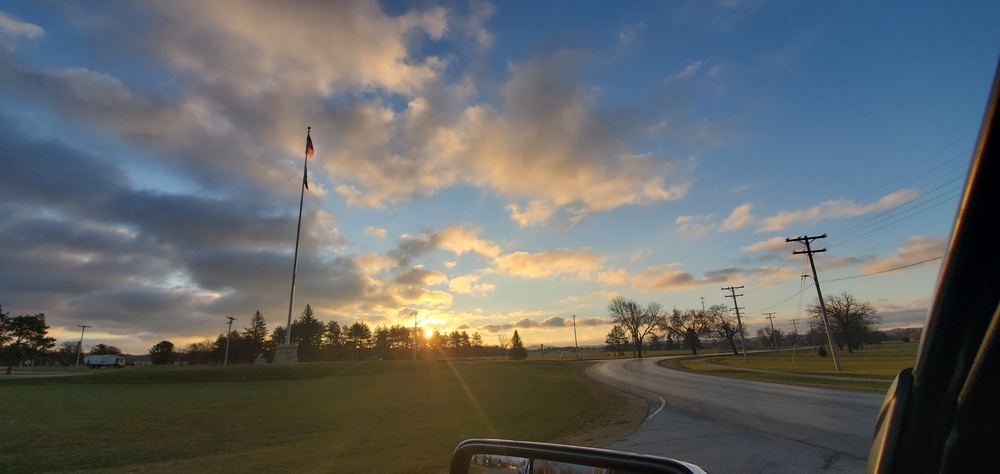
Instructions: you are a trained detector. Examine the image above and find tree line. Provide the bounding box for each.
[170,305,529,364]
[0,302,531,367]
[3,290,883,368]
[605,291,886,358]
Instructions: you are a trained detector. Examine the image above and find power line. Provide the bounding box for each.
[850,131,974,205]
[746,256,942,315]
[823,256,943,282]
[830,176,965,247]
[746,281,814,315]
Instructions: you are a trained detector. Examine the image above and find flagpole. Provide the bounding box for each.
[285,127,311,347]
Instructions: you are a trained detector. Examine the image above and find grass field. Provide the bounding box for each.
[1,360,606,473]
[2,344,917,472]
[675,342,919,392]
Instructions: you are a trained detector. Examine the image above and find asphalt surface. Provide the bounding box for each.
[587,356,884,473]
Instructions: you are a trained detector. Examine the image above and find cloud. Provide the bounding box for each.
[0,11,44,50]
[720,203,754,231]
[448,274,495,295]
[631,263,712,292]
[671,60,704,80]
[437,226,502,258]
[875,297,932,328]
[362,226,388,239]
[559,290,620,305]
[460,0,496,48]
[862,236,946,275]
[742,236,797,253]
[617,22,644,47]
[675,214,716,239]
[507,201,557,227]
[473,315,609,333]
[325,49,692,225]
[153,0,448,97]
[756,190,919,232]
[492,248,625,284]
[630,262,798,292]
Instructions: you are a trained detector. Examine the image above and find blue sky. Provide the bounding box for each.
[1,1,997,354]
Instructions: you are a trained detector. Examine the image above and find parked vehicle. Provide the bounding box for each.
[83,354,126,369]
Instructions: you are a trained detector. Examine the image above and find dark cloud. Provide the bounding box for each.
[878,307,928,329]
[0,107,375,349]
[577,317,609,326]
[540,316,566,327]
[474,316,609,333]
[389,234,439,267]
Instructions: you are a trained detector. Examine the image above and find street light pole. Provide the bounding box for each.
[75,325,91,367]
[224,317,236,366]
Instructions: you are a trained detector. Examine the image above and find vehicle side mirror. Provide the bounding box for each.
[450,438,706,474]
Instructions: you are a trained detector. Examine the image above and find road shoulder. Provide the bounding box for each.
[549,363,648,448]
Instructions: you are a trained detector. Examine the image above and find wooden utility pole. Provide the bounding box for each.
[75,325,91,367]
[722,286,748,363]
[573,315,580,360]
[786,234,841,370]
[789,318,800,347]
[224,317,236,366]
[764,312,779,352]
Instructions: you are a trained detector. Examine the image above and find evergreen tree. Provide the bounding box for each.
[292,304,325,361]
[471,332,483,359]
[1,312,56,374]
[509,330,528,361]
[605,325,627,356]
[242,310,268,359]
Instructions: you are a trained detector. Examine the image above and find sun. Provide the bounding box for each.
[424,328,434,339]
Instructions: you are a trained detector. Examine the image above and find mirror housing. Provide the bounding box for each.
[450,438,706,474]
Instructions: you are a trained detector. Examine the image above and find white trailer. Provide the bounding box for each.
[83,354,126,368]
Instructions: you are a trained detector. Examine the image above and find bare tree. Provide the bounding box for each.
[807,292,879,352]
[706,304,741,355]
[756,327,784,351]
[662,308,712,355]
[607,297,665,358]
[497,334,510,359]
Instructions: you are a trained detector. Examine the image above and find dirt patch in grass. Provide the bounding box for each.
[549,364,647,448]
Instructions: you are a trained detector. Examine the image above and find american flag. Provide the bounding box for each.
[305,133,314,158]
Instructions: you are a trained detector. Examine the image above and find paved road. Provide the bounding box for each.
[587,357,884,473]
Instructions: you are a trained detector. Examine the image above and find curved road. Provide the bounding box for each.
[586,357,884,473]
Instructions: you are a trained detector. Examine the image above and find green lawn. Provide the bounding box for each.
[1,360,604,473]
[675,342,919,392]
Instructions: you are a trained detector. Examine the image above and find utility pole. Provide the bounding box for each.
[75,325,91,367]
[790,318,800,347]
[413,311,418,360]
[224,317,236,366]
[787,234,841,370]
[722,286,748,363]
[572,315,580,360]
[700,297,706,312]
[764,312,779,353]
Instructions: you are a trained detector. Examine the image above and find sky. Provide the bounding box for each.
[1,1,998,355]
